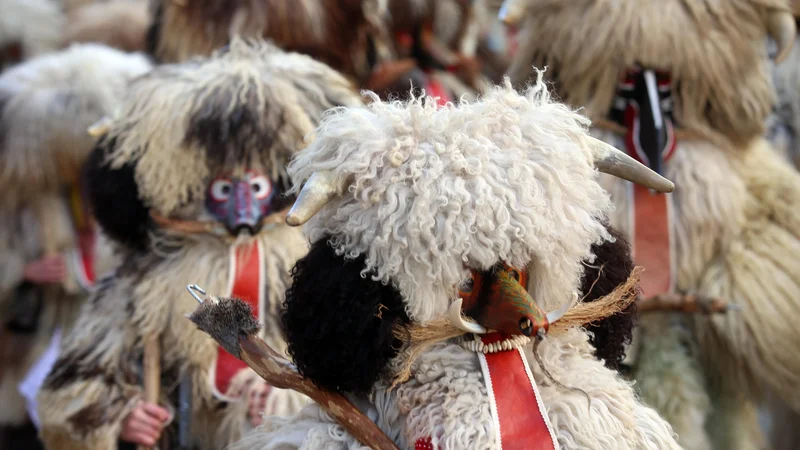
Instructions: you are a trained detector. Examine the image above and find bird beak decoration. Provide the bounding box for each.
[447,263,570,337]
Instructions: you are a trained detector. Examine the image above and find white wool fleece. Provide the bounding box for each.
[289,73,613,322]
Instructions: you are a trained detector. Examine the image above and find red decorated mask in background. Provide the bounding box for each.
[206,171,276,236]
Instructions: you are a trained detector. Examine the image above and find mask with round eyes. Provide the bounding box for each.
[451,262,569,337]
[206,171,277,235]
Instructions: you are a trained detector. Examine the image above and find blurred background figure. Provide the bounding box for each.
[0,43,151,449]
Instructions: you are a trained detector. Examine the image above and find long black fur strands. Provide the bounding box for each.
[282,237,410,395]
[579,226,637,370]
[84,136,151,252]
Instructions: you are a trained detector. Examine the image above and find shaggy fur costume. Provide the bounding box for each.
[596,126,800,450]
[0,44,149,428]
[146,0,387,84]
[764,19,800,450]
[37,40,364,450]
[231,76,680,449]
[0,0,64,67]
[63,0,150,53]
[504,0,789,147]
[507,1,800,448]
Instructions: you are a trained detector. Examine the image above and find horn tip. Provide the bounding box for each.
[285,213,303,227]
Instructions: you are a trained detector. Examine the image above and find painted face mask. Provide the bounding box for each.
[451,263,569,337]
[609,65,676,175]
[206,171,276,236]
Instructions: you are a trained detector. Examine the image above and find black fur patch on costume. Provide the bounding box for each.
[579,226,637,370]
[84,136,150,252]
[188,297,260,358]
[282,237,410,395]
[183,87,294,197]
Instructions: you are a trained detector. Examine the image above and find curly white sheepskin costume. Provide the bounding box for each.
[230,75,681,450]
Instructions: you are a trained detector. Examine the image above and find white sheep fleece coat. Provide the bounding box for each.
[231,77,681,450]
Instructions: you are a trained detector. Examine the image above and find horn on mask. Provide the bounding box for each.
[767,10,796,64]
[285,171,346,226]
[582,136,675,193]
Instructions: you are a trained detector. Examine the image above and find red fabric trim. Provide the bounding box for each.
[77,229,96,286]
[214,241,262,395]
[481,333,556,450]
[415,333,556,449]
[631,185,673,296]
[425,78,452,108]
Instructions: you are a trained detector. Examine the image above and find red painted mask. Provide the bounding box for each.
[458,263,553,337]
[206,171,276,236]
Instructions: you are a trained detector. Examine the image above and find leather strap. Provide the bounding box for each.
[629,184,675,296]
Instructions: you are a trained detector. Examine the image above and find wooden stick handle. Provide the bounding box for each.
[239,336,401,450]
[638,293,741,314]
[138,337,161,450]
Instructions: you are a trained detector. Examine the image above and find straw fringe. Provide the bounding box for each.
[390,267,641,387]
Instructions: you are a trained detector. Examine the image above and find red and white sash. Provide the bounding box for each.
[210,239,265,400]
[416,333,559,450]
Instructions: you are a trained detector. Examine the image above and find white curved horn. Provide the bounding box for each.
[285,171,342,227]
[545,293,575,325]
[582,136,675,193]
[767,11,796,64]
[498,0,524,27]
[448,298,488,334]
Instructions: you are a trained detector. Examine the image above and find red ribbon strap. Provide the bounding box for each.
[211,240,264,398]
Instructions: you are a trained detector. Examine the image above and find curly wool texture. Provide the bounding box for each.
[232,328,681,450]
[507,0,789,146]
[282,237,410,395]
[0,43,151,207]
[98,38,363,218]
[290,74,613,322]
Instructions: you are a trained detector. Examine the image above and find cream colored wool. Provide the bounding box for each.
[234,329,680,450]
[595,130,800,448]
[0,0,64,60]
[0,43,144,428]
[38,40,364,450]
[0,195,119,426]
[38,230,309,450]
[0,43,151,208]
[102,39,362,217]
[506,0,790,147]
[631,314,712,450]
[505,1,800,447]
[291,74,614,322]
[234,76,681,449]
